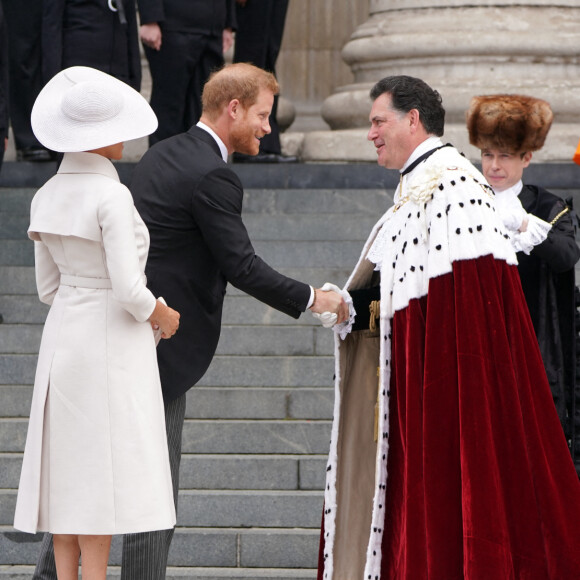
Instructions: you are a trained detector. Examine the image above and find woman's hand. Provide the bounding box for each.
[140,23,162,51]
[149,300,180,339]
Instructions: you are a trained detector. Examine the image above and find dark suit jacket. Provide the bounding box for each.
[138,0,236,34]
[131,126,311,401]
[41,0,142,90]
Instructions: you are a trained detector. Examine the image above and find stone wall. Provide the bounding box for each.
[300,0,580,162]
[276,0,370,132]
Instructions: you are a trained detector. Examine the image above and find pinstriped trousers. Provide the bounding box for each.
[32,393,186,580]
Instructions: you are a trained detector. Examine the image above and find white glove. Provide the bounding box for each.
[310,282,356,339]
[495,189,527,232]
[311,310,338,328]
[511,214,551,255]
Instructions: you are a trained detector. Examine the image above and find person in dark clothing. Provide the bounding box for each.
[41,0,142,91]
[138,0,236,146]
[232,0,296,163]
[0,1,9,172]
[468,94,580,473]
[2,0,53,161]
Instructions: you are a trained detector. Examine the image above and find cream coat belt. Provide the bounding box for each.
[60,275,113,289]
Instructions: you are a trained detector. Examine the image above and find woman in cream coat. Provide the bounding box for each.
[13,66,179,579]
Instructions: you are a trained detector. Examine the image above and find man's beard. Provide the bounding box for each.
[231,123,260,156]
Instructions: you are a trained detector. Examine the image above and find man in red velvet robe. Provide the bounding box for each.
[317,76,580,580]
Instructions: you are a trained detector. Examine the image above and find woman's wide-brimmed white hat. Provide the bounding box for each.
[31,66,157,152]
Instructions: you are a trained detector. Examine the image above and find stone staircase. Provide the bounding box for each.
[0,162,391,579]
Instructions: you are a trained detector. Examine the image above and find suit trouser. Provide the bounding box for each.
[33,393,186,580]
[146,31,224,146]
[233,0,289,154]
[2,0,45,150]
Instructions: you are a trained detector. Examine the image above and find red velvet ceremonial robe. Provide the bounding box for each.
[318,144,580,580]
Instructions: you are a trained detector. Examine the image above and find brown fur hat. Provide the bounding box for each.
[466,94,553,153]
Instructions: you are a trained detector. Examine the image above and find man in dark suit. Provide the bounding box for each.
[138,0,236,146]
[129,61,348,576]
[31,62,348,580]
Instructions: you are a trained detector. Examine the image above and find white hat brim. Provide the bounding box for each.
[31,66,158,152]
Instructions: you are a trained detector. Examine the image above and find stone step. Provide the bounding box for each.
[0,386,334,420]
[0,489,324,528]
[0,452,327,491]
[184,386,334,420]
[0,387,31,417]
[214,326,334,356]
[0,296,49,324]
[0,268,36,295]
[1,418,332,455]
[0,214,29,240]
[197,355,334,388]
[244,213,376,241]
[0,326,42,354]
[0,567,317,580]
[0,324,334,356]
[0,526,320,570]
[252,240,362,269]
[0,354,334,387]
[0,243,30,267]
[0,189,35,213]
[180,419,331,455]
[0,356,37,386]
[240,188,391,216]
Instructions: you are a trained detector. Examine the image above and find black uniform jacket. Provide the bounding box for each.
[131,126,310,401]
[517,184,580,443]
[41,0,142,90]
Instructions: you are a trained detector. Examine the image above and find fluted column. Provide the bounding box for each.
[301,0,580,162]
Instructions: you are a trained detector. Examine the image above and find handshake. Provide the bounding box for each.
[309,283,354,330]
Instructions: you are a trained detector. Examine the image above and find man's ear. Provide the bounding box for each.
[228,99,241,119]
[522,151,533,168]
[408,108,421,132]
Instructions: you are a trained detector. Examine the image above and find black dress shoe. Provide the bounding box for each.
[16,147,56,162]
[233,152,299,163]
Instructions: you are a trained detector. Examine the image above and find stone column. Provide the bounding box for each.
[301,0,580,162]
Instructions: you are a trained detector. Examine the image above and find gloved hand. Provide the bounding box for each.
[495,189,528,232]
[311,310,338,328]
[311,283,356,338]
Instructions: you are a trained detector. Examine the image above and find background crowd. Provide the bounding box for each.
[0,0,292,167]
